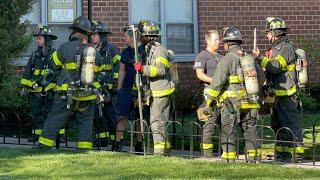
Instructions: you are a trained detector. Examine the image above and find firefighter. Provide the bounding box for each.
[200,26,261,162]
[38,16,102,150]
[91,21,121,147]
[193,30,222,157]
[114,27,143,152]
[252,17,304,162]
[134,20,175,155]
[20,24,58,141]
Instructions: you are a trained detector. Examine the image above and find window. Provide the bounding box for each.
[129,0,198,60]
[19,0,82,65]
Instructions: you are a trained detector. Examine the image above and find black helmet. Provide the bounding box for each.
[137,20,161,36]
[69,16,91,33]
[33,24,57,40]
[264,17,289,35]
[222,26,242,43]
[91,21,112,34]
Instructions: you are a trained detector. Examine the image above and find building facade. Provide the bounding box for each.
[22,0,320,96]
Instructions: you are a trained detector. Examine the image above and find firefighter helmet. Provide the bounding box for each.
[33,24,57,40]
[69,16,92,33]
[91,21,112,34]
[222,26,242,43]
[137,20,161,36]
[264,17,289,35]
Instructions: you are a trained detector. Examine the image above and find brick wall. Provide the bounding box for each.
[83,0,129,49]
[198,0,320,84]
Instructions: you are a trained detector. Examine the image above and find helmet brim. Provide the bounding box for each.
[33,34,58,40]
[262,28,290,34]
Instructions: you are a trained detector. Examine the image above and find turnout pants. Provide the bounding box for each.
[30,92,54,136]
[202,108,220,155]
[272,95,304,154]
[220,105,261,160]
[150,95,171,154]
[39,94,94,149]
[94,100,116,142]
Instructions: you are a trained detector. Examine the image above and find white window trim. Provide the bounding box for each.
[128,0,198,62]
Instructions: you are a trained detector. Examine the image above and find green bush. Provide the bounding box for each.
[0,0,35,84]
[299,91,318,111]
[0,74,31,115]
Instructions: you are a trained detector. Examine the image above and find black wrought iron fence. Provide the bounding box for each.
[0,111,319,166]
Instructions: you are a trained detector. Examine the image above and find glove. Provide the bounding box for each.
[199,102,213,116]
[134,62,143,72]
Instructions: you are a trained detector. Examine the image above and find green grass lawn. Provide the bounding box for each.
[0,147,319,179]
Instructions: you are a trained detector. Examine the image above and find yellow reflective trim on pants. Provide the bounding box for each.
[96,132,107,138]
[52,51,62,67]
[45,83,56,91]
[154,141,171,149]
[56,84,68,91]
[72,94,97,101]
[289,146,305,154]
[112,55,121,64]
[204,88,220,98]
[113,73,119,79]
[219,89,246,103]
[155,57,171,68]
[276,145,290,152]
[274,85,297,96]
[202,143,213,150]
[247,149,262,157]
[228,75,240,84]
[221,151,236,159]
[150,66,157,77]
[59,129,65,134]
[275,54,287,71]
[38,136,55,147]
[100,64,112,71]
[32,129,42,135]
[152,87,175,97]
[20,78,34,87]
[261,56,270,68]
[62,62,77,70]
[77,141,93,149]
[240,102,260,109]
[110,134,115,140]
[93,81,101,89]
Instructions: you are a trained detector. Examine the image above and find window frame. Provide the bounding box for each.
[41,0,82,25]
[128,0,198,62]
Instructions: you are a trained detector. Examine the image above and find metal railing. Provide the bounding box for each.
[0,111,319,166]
